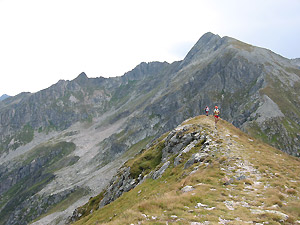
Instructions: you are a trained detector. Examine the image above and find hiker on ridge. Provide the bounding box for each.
[205,106,209,116]
[214,106,220,127]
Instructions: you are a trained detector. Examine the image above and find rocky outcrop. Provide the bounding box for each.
[6,187,81,225]
[0,142,76,224]
[291,58,300,68]
[0,94,10,102]
[98,167,139,208]
[70,122,214,222]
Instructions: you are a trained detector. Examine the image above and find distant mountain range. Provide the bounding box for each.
[0,94,10,101]
[0,32,300,225]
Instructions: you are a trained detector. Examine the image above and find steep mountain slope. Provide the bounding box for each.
[72,116,300,225]
[0,32,300,224]
[153,32,300,156]
[0,62,175,225]
[0,94,10,102]
[291,58,300,68]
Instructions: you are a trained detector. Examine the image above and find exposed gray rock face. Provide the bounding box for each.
[181,185,195,193]
[70,123,210,223]
[6,187,80,225]
[254,95,284,123]
[162,126,198,162]
[181,32,222,66]
[152,161,170,179]
[291,58,300,68]
[98,167,135,208]
[184,152,209,169]
[70,120,221,223]
[0,94,10,101]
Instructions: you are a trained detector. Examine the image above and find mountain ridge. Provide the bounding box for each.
[71,115,300,224]
[0,94,10,102]
[1,32,300,225]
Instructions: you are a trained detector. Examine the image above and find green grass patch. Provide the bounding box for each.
[125,141,164,179]
[73,115,300,225]
[0,173,55,225]
[0,124,35,153]
[35,187,90,223]
[21,141,76,165]
[0,141,76,225]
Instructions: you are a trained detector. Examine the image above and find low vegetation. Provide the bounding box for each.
[72,116,300,224]
[0,124,34,153]
[0,141,77,224]
[125,141,164,179]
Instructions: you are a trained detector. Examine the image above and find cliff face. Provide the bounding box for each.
[1,32,300,225]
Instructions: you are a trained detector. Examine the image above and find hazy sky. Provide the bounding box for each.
[1,0,300,96]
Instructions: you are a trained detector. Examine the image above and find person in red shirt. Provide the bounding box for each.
[214,106,220,127]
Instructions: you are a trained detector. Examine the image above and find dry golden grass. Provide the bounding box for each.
[74,116,300,225]
[286,188,297,195]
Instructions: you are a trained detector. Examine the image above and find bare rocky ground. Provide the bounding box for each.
[0,110,135,225]
[39,112,128,195]
[187,117,298,224]
[0,131,60,164]
[37,116,131,224]
[184,117,300,224]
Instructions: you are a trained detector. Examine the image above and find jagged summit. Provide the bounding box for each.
[73,72,89,84]
[182,32,221,63]
[181,32,249,67]
[75,72,88,79]
[0,94,10,101]
[71,115,300,224]
[182,32,258,67]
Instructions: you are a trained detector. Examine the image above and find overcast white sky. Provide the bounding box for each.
[0,0,300,96]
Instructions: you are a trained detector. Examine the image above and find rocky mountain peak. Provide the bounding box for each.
[182,32,224,65]
[182,32,255,67]
[75,72,88,79]
[197,31,221,45]
[73,72,89,85]
[0,94,10,101]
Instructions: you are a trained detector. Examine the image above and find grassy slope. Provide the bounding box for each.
[74,116,300,225]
